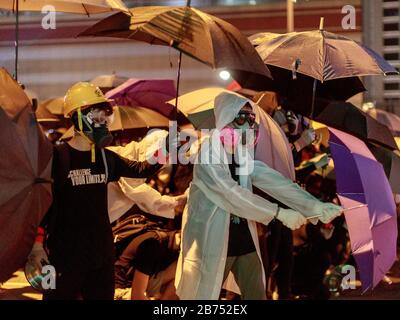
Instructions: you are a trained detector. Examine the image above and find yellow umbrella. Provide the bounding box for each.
[0,0,128,80]
[310,120,329,147]
[395,137,400,150]
[39,97,64,116]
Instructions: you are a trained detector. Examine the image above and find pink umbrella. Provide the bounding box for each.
[254,105,295,181]
[105,79,176,118]
[367,108,400,137]
[329,128,398,291]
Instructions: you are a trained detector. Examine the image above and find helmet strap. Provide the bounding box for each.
[76,107,96,163]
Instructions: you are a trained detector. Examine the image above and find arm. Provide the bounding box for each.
[193,161,279,225]
[107,150,163,181]
[251,160,328,218]
[131,270,150,300]
[118,179,177,219]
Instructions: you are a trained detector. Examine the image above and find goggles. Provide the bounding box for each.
[85,105,114,127]
[234,111,256,127]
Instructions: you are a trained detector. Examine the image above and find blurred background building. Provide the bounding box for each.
[363,0,400,112]
[0,0,398,112]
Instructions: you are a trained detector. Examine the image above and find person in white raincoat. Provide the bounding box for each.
[107,129,186,223]
[175,92,341,300]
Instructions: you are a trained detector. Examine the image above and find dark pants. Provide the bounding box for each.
[43,262,114,300]
[265,220,294,299]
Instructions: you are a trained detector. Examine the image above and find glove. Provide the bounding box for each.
[319,203,342,224]
[294,128,316,151]
[314,154,330,169]
[27,242,49,270]
[276,208,307,230]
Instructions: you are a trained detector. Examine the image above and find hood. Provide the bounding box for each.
[214,91,255,130]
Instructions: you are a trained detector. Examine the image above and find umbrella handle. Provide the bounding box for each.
[306,204,368,220]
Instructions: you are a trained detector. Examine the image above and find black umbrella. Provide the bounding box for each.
[78,4,271,119]
[0,68,53,282]
[315,102,398,151]
[231,66,366,114]
[248,29,398,117]
[368,143,400,194]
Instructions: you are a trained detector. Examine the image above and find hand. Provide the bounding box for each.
[294,128,316,151]
[315,154,330,169]
[319,203,342,224]
[174,194,187,215]
[27,242,49,270]
[276,208,307,230]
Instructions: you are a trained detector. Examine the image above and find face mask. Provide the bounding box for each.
[273,109,289,133]
[286,110,300,136]
[73,106,114,148]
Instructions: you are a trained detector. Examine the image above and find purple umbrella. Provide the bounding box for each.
[105,79,176,118]
[329,128,398,291]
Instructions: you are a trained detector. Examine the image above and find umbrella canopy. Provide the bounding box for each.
[79,6,271,78]
[367,108,400,136]
[251,30,398,82]
[106,79,177,118]
[329,128,397,291]
[90,74,129,93]
[231,66,366,116]
[168,87,228,130]
[0,68,53,282]
[315,102,398,151]
[60,105,169,140]
[109,105,169,131]
[168,87,296,180]
[39,97,64,116]
[0,0,128,80]
[368,143,400,194]
[0,0,128,13]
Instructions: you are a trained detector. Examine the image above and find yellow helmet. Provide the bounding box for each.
[63,82,110,118]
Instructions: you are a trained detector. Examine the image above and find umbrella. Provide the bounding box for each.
[231,66,366,116]
[109,105,169,131]
[79,4,271,116]
[167,87,296,180]
[252,30,398,82]
[90,74,129,93]
[35,101,61,129]
[367,143,400,194]
[105,79,177,118]
[367,108,400,136]
[0,68,53,282]
[329,127,397,291]
[60,105,169,140]
[39,97,64,116]
[315,102,398,151]
[247,28,398,116]
[0,0,128,80]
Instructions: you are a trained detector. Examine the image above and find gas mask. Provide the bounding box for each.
[72,104,114,149]
[220,110,259,151]
[273,108,289,133]
[286,110,301,136]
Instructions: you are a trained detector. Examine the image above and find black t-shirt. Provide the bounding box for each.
[43,143,162,271]
[227,161,256,257]
[114,229,178,289]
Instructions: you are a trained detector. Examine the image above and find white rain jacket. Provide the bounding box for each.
[107,130,177,223]
[175,92,328,300]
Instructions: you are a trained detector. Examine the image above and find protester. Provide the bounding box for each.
[175,92,342,300]
[27,82,166,300]
[113,210,180,300]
